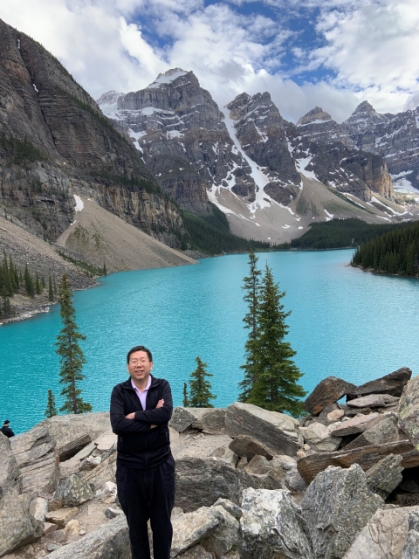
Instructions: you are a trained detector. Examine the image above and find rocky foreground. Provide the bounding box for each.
[1,367,419,559]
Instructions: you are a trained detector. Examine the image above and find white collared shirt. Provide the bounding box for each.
[131,376,152,410]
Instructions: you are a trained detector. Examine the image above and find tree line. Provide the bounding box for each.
[351,220,419,276]
[0,252,58,319]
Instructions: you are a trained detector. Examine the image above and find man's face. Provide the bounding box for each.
[127,350,153,386]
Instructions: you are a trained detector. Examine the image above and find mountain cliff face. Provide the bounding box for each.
[0,19,184,247]
[297,101,419,192]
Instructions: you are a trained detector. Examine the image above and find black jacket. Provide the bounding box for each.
[110,375,173,470]
[0,426,14,438]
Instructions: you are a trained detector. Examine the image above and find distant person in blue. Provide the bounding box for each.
[110,345,175,559]
[0,419,15,438]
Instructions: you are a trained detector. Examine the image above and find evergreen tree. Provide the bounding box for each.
[45,389,58,418]
[189,356,215,408]
[103,262,107,276]
[238,250,262,402]
[56,274,92,414]
[24,264,35,297]
[183,382,189,407]
[35,272,41,295]
[241,264,306,416]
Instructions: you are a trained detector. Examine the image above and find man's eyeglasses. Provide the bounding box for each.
[129,359,150,365]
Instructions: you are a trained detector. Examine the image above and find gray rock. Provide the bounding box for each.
[343,505,419,559]
[347,367,412,400]
[170,407,197,433]
[329,413,381,437]
[271,455,308,493]
[244,455,285,489]
[344,414,400,450]
[39,515,129,559]
[303,377,356,415]
[0,434,20,498]
[176,545,215,559]
[29,497,48,522]
[402,510,419,559]
[229,435,274,460]
[210,446,238,468]
[171,504,237,558]
[300,464,383,559]
[175,457,265,512]
[399,375,419,451]
[226,402,301,457]
[213,498,242,520]
[82,451,116,490]
[0,485,43,556]
[53,474,95,507]
[238,488,314,559]
[192,409,226,435]
[366,454,404,499]
[105,507,123,519]
[45,508,79,528]
[299,422,342,452]
[346,394,399,408]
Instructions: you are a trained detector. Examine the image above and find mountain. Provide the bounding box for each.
[99,71,416,244]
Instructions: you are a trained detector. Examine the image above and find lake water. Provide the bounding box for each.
[1,249,419,434]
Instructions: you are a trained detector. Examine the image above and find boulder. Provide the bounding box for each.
[39,514,129,559]
[0,485,43,556]
[329,413,381,437]
[365,454,404,499]
[244,455,284,489]
[0,434,20,496]
[399,375,419,451]
[176,545,215,559]
[327,409,345,422]
[238,488,314,559]
[192,409,227,435]
[53,473,95,507]
[303,377,356,415]
[171,504,238,558]
[228,435,274,460]
[170,408,197,433]
[271,455,308,493]
[226,402,301,456]
[29,497,48,522]
[344,414,400,450]
[10,425,59,496]
[175,457,265,512]
[41,412,111,459]
[82,450,116,490]
[58,434,93,462]
[347,367,412,399]
[342,505,419,559]
[300,464,383,559]
[299,422,342,452]
[213,498,242,520]
[402,510,419,559]
[210,446,238,468]
[346,394,399,409]
[297,439,415,484]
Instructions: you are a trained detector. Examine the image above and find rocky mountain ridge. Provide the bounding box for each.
[99,69,419,244]
[1,367,419,558]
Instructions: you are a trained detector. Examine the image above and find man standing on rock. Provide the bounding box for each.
[0,419,15,438]
[110,345,175,559]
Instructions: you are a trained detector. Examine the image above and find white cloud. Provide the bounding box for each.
[0,0,418,125]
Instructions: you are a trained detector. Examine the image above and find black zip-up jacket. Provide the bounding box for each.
[110,375,173,470]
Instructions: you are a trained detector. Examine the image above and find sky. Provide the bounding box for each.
[1,0,419,123]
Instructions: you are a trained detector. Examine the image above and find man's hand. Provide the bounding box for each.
[125,399,165,420]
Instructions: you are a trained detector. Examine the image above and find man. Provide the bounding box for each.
[0,420,15,438]
[110,345,175,559]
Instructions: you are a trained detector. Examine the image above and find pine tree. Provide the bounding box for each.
[103,262,107,276]
[45,389,58,418]
[24,264,35,297]
[241,264,306,416]
[189,356,215,408]
[35,272,41,295]
[183,382,189,407]
[56,274,92,414]
[238,250,262,402]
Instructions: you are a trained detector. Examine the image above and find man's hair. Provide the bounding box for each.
[127,346,153,363]
[4,420,10,425]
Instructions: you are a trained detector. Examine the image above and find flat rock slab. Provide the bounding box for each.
[347,367,412,399]
[365,453,404,499]
[399,375,419,451]
[304,376,356,415]
[345,414,399,450]
[226,402,301,457]
[192,409,226,435]
[329,413,380,437]
[229,435,274,460]
[347,394,399,408]
[343,505,419,559]
[41,515,129,559]
[95,433,117,452]
[45,507,79,528]
[297,439,415,484]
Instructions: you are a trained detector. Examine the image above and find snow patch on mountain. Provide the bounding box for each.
[148,69,188,89]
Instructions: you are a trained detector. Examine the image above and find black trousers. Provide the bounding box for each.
[116,455,175,559]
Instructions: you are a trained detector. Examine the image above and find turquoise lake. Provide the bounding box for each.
[1,249,419,434]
